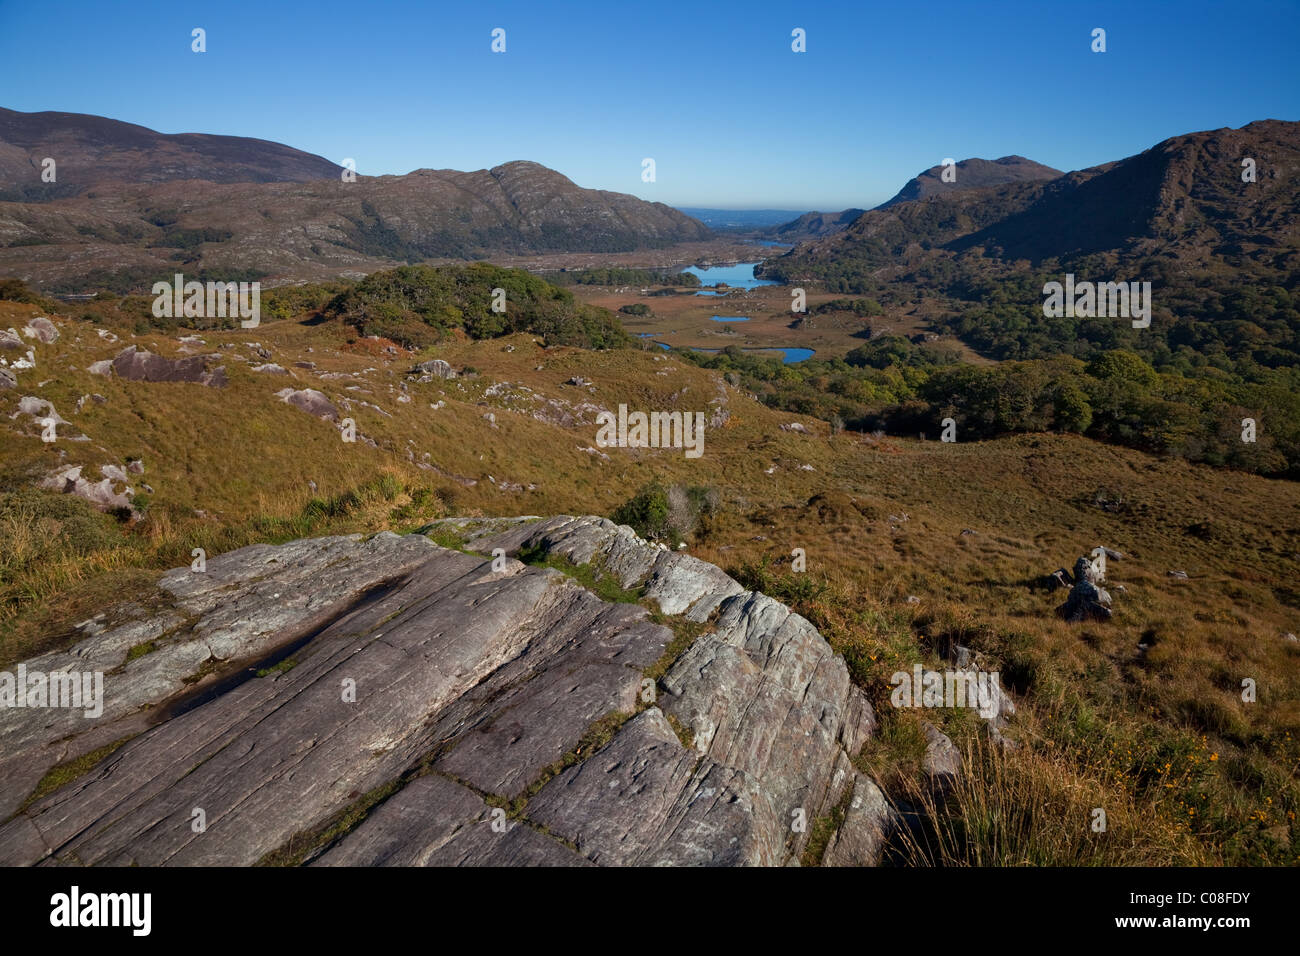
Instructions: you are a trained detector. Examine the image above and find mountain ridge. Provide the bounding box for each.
[0,110,711,289]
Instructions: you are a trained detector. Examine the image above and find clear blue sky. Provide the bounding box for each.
[2,0,1297,209]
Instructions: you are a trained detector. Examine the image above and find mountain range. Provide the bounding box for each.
[0,109,711,290]
[761,120,1300,292]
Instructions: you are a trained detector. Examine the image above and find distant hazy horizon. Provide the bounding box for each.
[2,0,1298,209]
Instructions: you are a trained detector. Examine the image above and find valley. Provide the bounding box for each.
[1,102,1297,871]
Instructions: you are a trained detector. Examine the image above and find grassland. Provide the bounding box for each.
[1,293,1296,865]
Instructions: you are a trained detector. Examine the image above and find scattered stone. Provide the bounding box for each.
[1047,568,1073,591]
[0,368,15,390]
[0,329,23,350]
[87,360,113,376]
[1167,570,1189,579]
[251,363,289,375]
[39,464,133,512]
[16,395,69,426]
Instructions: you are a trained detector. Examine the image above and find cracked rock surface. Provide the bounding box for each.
[0,516,879,866]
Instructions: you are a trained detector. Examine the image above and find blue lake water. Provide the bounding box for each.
[748,239,792,248]
[681,261,779,289]
[710,316,749,322]
[694,290,727,296]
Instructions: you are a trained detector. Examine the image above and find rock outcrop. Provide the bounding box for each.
[1057,555,1113,622]
[0,516,881,867]
[112,346,227,388]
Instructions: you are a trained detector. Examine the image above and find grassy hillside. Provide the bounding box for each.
[1,284,1297,865]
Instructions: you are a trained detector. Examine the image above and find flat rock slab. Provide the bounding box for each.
[0,516,884,867]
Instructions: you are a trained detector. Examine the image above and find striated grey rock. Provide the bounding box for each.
[0,328,24,350]
[0,367,15,390]
[0,516,878,867]
[112,346,226,387]
[315,775,588,867]
[823,774,897,867]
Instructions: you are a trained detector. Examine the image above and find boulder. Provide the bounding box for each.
[1057,555,1113,622]
[414,358,456,379]
[112,346,227,387]
[23,317,58,343]
[275,387,339,421]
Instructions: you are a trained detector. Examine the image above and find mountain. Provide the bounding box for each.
[945,120,1300,265]
[758,120,1300,372]
[763,121,1300,286]
[0,110,712,290]
[0,107,344,200]
[877,155,1062,209]
[768,208,865,241]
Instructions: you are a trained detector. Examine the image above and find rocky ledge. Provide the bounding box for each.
[0,515,890,866]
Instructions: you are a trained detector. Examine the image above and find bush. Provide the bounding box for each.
[329,263,630,351]
[611,482,719,545]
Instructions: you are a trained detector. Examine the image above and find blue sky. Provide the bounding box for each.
[2,0,1297,209]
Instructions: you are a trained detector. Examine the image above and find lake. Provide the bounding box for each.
[710,316,749,322]
[681,261,779,290]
